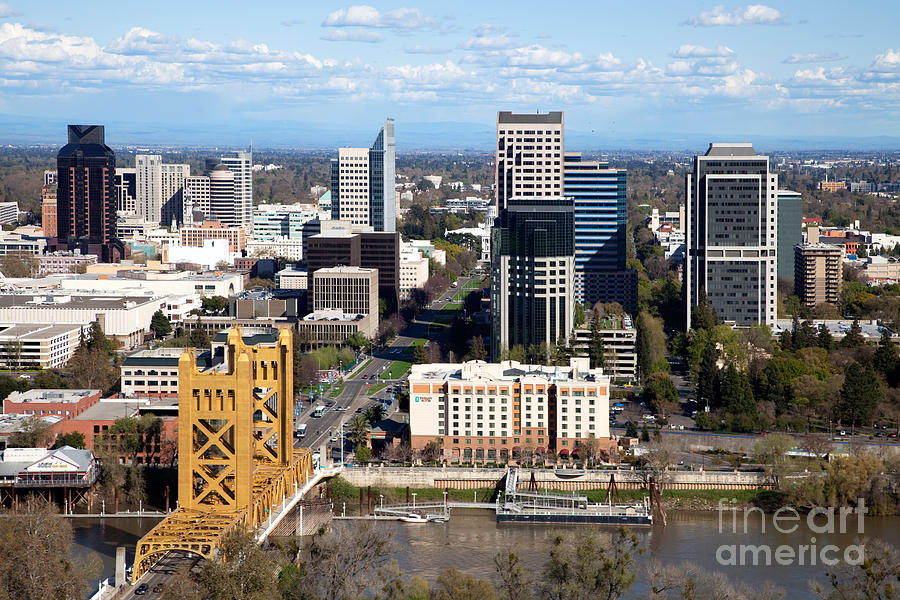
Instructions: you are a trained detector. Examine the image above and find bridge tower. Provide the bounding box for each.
[178,326,294,513]
[133,326,312,582]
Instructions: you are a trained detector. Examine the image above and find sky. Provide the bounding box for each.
[0,1,898,149]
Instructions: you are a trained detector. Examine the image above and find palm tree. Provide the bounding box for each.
[348,414,371,447]
[364,404,385,425]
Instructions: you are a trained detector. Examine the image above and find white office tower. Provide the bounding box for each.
[330,119,396,232]
[220,149,252,229]
[685,142,778,329]
[495,112,564,210]
[183,176,210,227]
[208,165,237,226]
[161,163,190,227]
[136,154,162,223]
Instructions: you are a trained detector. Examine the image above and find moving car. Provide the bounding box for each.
[134,584,148,595]
[153,584,164,593]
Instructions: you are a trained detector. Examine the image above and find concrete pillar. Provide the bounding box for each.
[115,546,126,588]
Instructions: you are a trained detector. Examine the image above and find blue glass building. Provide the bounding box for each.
[564,153,635,311]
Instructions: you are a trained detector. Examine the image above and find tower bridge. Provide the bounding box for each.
[132,327,334,582]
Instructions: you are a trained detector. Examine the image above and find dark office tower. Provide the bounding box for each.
[495,112,564,211]
[684,143,778,330]
[490,198,575,359]
[56,125,124,262]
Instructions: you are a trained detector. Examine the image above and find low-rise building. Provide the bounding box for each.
[0,323,86,368]
[252,203,317,241]
[772,319,894,342]
[408,358,611,463]
[297,309,376,346]
[36,252,98,276]
[181,220,246,253]
[864,255,900,285]
[121,348,212,397]
[164,239,231,270]
[55,269,244,297]
[0,446,99,489]
[399,245,429,300]
[0,231,46,257]
[3,389,101,419]
[246,237,305,261]
[312,266,378,316]
[570,315,637,382]
[275,267,307,290]
[0,202,18,225]
[229,288,304,319]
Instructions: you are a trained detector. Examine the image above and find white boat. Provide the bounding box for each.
[400,512,428,523]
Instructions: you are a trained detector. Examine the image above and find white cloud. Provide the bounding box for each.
[0,3,18,18]
[404,45,451,55]
[320,30,383,43]
[106,27,175,55]
[464,34,515,50]
[872,48,900,71]
[672,44,734,58]
[322,5,434,30]
[684,5,782,27]
[783,52,847,64]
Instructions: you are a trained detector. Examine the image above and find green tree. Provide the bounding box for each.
[468,336,487,361]
[345,331,371,353]
[188,318,210,347]
[841,319,866,348]
[150,310,172,338]
[636,311,668,382]
[642,373,678,418]
[432,569,496,600]
[508,345,526,363]
[53,431,86,449]
[551,338,570,366]
[691,288,718,331]
[413,345,428,364]
[348,414,371,447]
[3,340,23,369]
[625,422,638,438]
[817,325,835,350]
[696,342,719,408]
[526,342,548,365]
[0,499,100,599]
[872,327,897,381]
[540,528,639,600]
[355,444,372,462]
[589,312,605,370]
[7,416,52,448]
[194,528,280,600]
[201,295,227,315]
[574,303,586,327]
[838,362,883,433]
[495,551,534,600]
[721,365,757,432]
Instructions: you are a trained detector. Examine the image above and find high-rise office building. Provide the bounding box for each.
[491,198,576,358]
[56,125,123,262]
[208,164,237,226]
[220,150,252,229]
[252,204,318,241]
[685,143,778,329]
[495,112,564,210]
[115,168,136,213]
[161,163,190,227]
[183,175,210,226]
[41,185,57,238]
[777,189,802,279]
[330,119,396,232]
[563,153,635,311]
[312,266,379,316]
[181,161,239,227]
[136,154,162,223]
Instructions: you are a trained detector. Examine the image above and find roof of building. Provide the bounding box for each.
[704,142,759,157]
[302,309,366,322]
[211,328,280,345]
[72,400,144,422]
[0,323,84,340]
[0,446,94,476]
[4,389,100,405]
[313,266,377,275]
[0,293,160,310]
[123,347,215,369]
[772,319,888,339]
[410,359,607,384]
[498,111,563,124]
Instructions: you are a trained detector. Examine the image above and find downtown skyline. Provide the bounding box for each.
[0,1,898,148]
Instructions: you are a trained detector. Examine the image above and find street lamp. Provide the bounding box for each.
[339,421,344,466]
[411,492,417,508]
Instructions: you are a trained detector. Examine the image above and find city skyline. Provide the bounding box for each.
[0,1,898,148]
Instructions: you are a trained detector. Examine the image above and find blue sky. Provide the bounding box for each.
[0,1,898,148]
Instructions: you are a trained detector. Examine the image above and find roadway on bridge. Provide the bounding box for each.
[123,550,198,599]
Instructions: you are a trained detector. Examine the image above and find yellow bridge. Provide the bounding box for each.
[132,326,318,581]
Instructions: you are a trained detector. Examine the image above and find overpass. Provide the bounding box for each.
[131,327,340,583]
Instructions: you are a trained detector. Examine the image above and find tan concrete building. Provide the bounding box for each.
[41,185,57,238]
[409,358,611,463]
[571,315,637,383]
[297,310,376,346]
[312,266,378,316]
[794,227,842,308]
[180,220,246,253]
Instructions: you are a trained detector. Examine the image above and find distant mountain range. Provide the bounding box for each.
[2,115,899,152]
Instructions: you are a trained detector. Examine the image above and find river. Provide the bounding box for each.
[76,511,900,599]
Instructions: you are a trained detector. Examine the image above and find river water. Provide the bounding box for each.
[75,511,900,599]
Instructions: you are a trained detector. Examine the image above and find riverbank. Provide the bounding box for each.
[326,476,766,514]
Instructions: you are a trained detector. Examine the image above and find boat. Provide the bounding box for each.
[554,469,586,479]
[427,514,449,523]
[400,511,428,523]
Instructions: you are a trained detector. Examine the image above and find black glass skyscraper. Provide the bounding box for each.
[56,125,124,261]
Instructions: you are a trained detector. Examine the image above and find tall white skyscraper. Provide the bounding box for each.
[685,143,778,329]
[220,150,252,229]
[330,119,396,232]
[161,163,190,227]
[495,112,564,210]
[135,154,162,223]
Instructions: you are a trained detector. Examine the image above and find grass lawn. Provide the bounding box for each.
[409,338,427,348]
[464,277,484,289]
[452,288,470,301]
[383,360,412,379]
[327,383,345,398]
[368,382,389,394]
